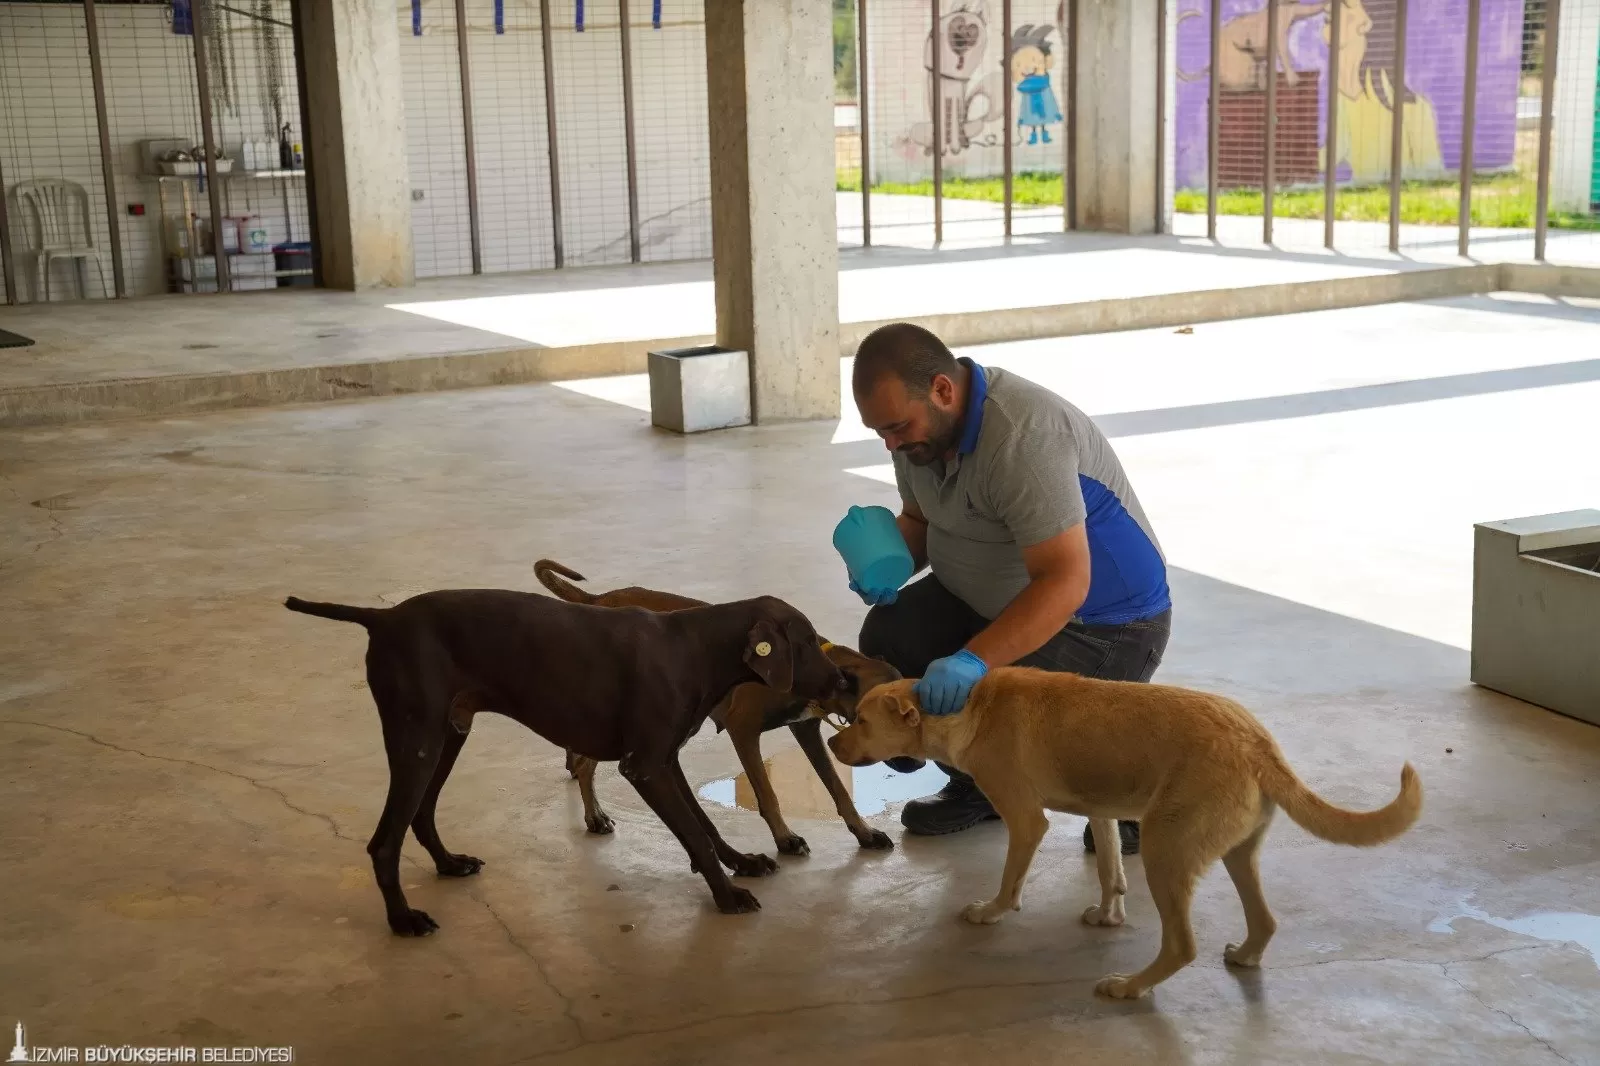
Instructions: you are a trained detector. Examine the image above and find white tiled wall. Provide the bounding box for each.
[1,1,310,301]
[1,0,712,299]
[398,0,711,277]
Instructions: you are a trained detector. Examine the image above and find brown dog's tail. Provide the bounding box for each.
[1257,751,1421,847]
[284,596,386,628]
[533,559,597,604]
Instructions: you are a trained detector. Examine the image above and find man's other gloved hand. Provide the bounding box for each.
[914,649,988,716]
[849,577,900,607]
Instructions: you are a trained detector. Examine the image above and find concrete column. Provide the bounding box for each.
[297,0,414,290]
[704,0,840,423]
[1073,0,1160,234]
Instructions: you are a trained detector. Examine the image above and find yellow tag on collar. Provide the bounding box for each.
[819,641,835,652]
[754,641,772,657]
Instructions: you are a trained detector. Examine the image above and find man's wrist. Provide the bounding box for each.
[957,647,990,669]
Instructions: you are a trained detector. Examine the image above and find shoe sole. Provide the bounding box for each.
[902,810,1002,836]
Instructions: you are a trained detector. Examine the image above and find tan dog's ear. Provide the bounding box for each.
[893,690,920,729]
[744,619,794,691]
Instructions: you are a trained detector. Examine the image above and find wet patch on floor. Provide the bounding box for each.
[1431,902,1600,968]
[698,745,948,818]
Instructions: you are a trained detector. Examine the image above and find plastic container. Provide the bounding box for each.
[242,215,269,253]
[272,241,313,287]
[832,505,914,594]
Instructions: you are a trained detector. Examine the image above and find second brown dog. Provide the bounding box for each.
[535,559,899,855]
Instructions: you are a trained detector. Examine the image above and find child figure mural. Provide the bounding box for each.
[1010,24,1062,145]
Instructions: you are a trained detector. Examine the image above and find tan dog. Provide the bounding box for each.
[535,560,899,855]
[829,670,1421,998]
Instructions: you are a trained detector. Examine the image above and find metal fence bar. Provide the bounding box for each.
[1066,0,1079,229]
[1387,0,1408,252]
[288,0,323,286]
[83,0,126,297]
[1262,0,1278,244]
[858,0,872,246]
[1323,0,1341,249]
[1534,0,1560,261]
[538,0,564,268]
[1457,0,1481,257]
[1206,0,1219,239]
[1002,0,1013,238]
[930,0,942,243]
[0,137,14,304]
[1154,0,1166,234]
[454,0,482,273]
[619,0,641,262]
[191,0,231,293]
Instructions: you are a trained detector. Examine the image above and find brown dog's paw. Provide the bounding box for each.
[857,828,895,851]
[389,908,440,936]
[776,834,810,857]
[1224,942,1264,968]
[585,812,616,835]
[714,886,761,914]
[728,852,779,878]
[436,854,485,878]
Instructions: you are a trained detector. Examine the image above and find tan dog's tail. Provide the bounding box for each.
[1257,752,1421,847]
[534,559,597,604]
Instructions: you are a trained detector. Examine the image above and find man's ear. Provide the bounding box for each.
[744,620,794,691]
[894,691,921,729]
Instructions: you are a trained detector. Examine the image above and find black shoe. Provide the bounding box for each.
[901,768,1001,836]
[885,756,926,774]
[1083,820,1141,855]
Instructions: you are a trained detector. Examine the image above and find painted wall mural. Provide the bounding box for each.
[867,0,1069,185]
[868,0,1524,194]
[1174,0,1524,191]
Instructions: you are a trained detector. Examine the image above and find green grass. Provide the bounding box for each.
[835,168,1600,230]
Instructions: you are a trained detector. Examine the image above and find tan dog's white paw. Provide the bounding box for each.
[1224,942,1263,968]
[1094,974,1147,999]
[960,900,1009,925]
[1081,900,1125,927]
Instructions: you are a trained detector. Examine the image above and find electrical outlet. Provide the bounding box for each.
[411,189,425,202]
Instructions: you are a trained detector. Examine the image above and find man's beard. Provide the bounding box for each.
[896,405,961,467]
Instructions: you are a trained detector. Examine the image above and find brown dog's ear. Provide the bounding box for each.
[744,619,795,691]
[894,690,921,729]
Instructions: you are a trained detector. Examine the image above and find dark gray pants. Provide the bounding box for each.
[859,573,1171,689]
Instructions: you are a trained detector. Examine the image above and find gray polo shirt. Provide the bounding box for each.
[893,359,1170,625]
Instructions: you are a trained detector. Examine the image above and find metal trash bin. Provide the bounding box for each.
[647,345,751,434]
[1471,509,1600,726]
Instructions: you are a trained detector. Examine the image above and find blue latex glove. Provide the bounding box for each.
[914,650,988,716]
[849,577,899,607]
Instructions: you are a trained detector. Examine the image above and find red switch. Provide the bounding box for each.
[127,203,145,216]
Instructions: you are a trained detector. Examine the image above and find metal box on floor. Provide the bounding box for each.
[647,345,751,434]
[1471,510,1600,726]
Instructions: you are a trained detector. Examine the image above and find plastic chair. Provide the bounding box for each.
[10,178,110,302]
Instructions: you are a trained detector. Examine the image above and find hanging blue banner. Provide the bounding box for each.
[652,0,660,28]
[411,0,421,36]
[575,0,583,32]
[494,0,503,33]
[171,0,193,35]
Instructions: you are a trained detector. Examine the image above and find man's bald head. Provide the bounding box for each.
[851,323,966,467]
[851,323,959,399]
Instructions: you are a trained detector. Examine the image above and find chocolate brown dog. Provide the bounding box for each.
[535,559,899,855]
[285,588,847,931]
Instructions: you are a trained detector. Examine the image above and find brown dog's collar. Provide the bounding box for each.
[819,640,835,652]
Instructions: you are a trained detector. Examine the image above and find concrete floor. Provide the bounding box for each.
[3,299,1599,1064]
[0,229,1414,392]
